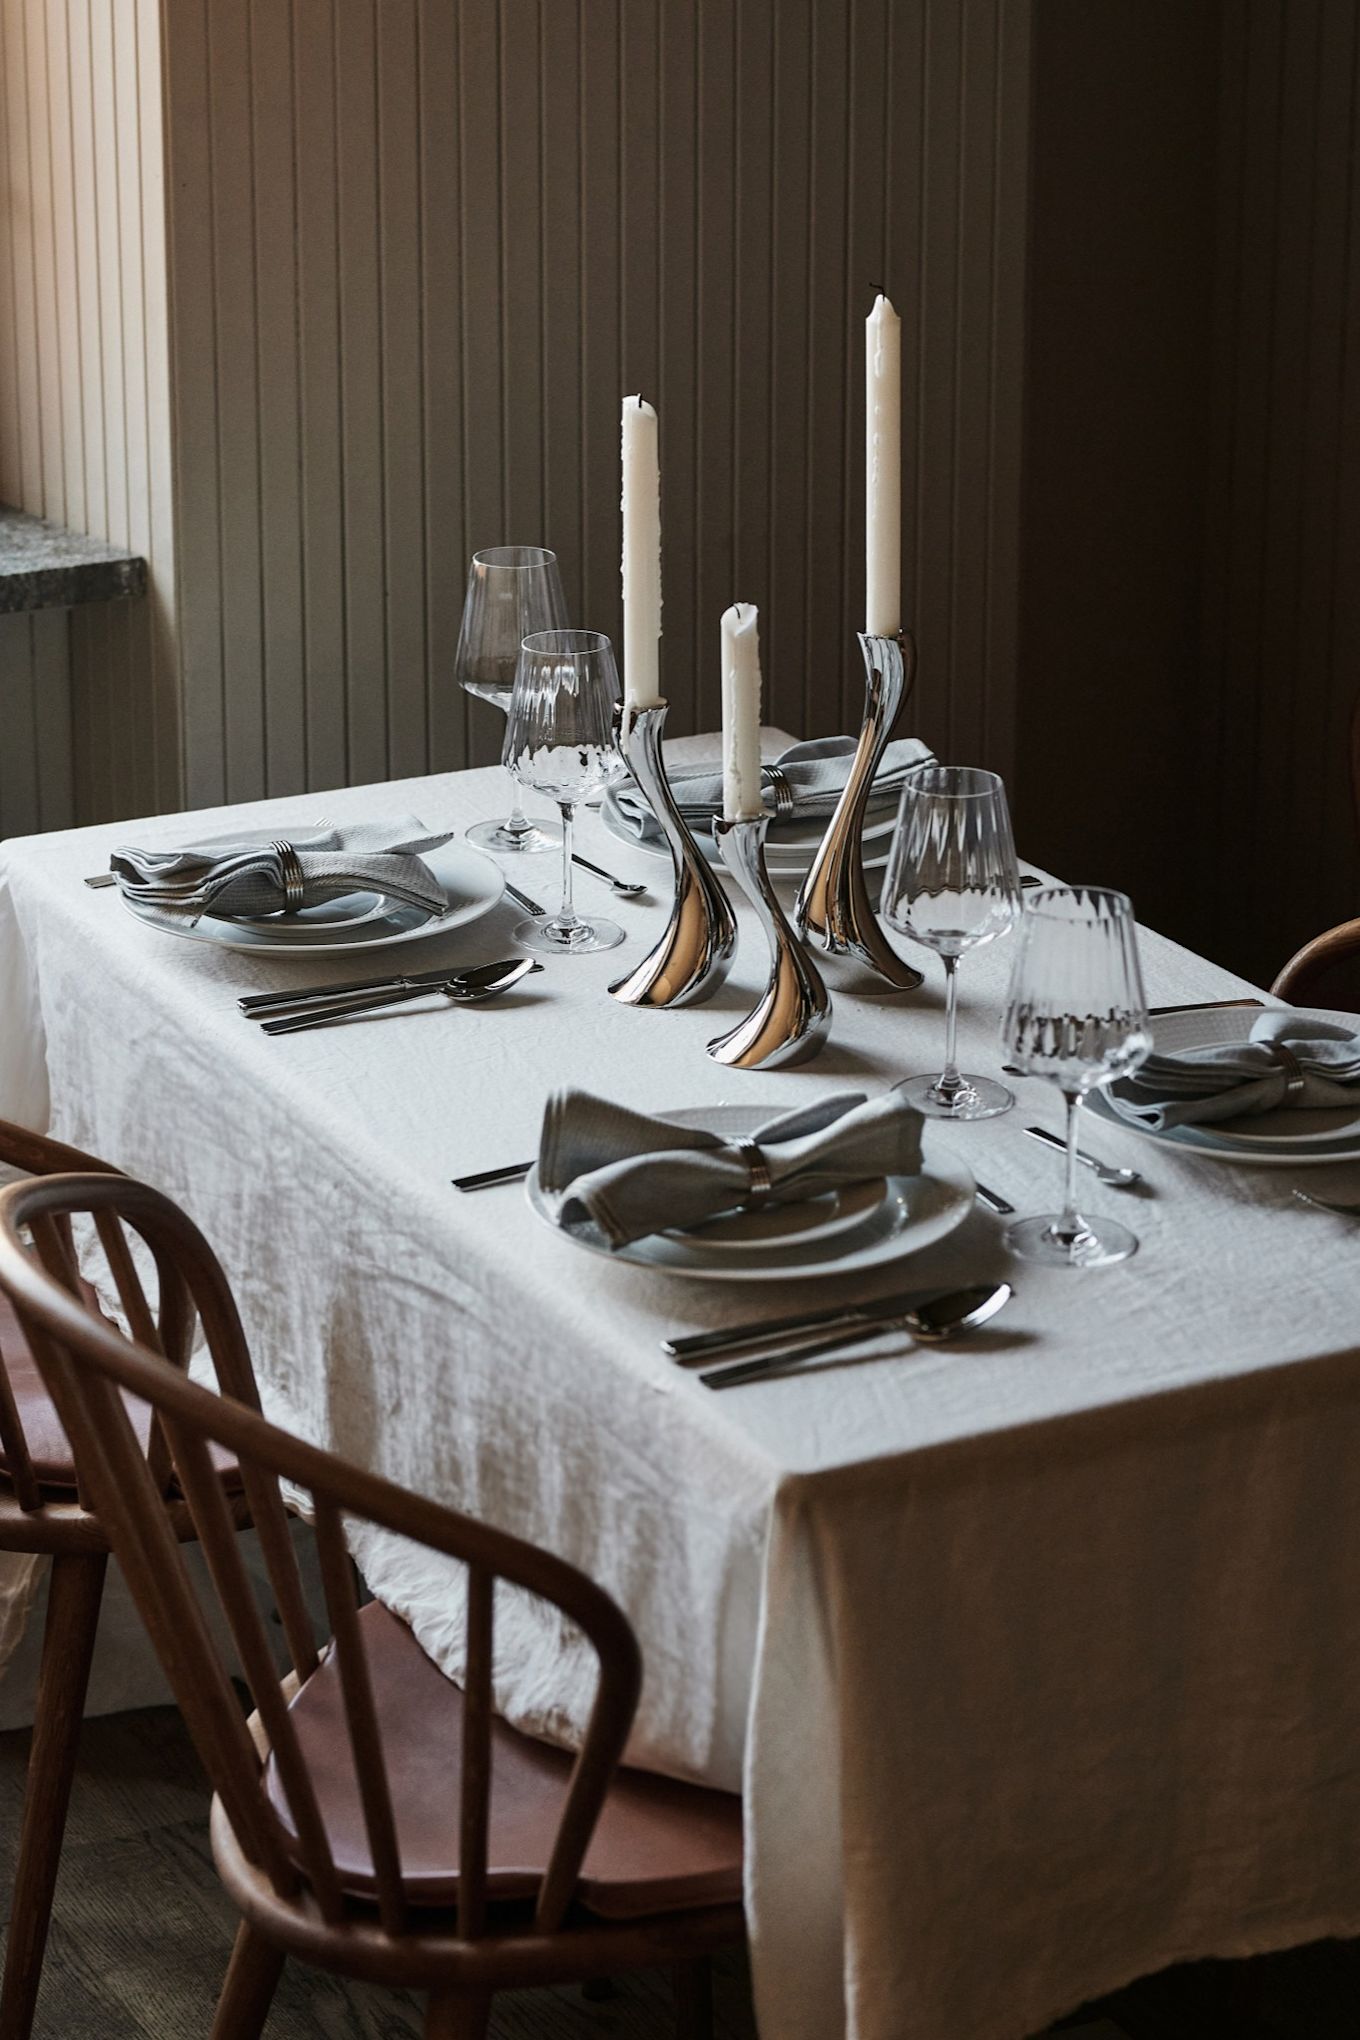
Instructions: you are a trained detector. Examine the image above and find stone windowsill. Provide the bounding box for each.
[0,504,147,615]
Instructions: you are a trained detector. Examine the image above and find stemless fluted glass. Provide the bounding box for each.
[1000,886,1152,1268]
[456,546,569,854]
[880,765,1021,1119]
[503,630,625,954]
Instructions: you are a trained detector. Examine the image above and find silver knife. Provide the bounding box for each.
[260,957,536,1034]
[699,1283,1012,1389]
[665,1283,974,1364]
[504,882,546,917]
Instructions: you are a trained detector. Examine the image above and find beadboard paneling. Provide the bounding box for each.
[161,0,1033,809]
[0,0,176,831]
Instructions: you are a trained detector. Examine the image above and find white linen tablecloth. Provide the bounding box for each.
[3,752,1360,2040]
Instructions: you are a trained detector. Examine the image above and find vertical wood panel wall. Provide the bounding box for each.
[162,0,1033,809]
[1198,0,1360,985]
[0,0,176,832]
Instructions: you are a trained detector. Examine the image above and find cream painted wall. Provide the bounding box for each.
[0,0,177,832]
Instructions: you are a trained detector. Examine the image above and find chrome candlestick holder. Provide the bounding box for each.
[707,813,831,1069]
[795,629,923,992]
[609,699,737,1007]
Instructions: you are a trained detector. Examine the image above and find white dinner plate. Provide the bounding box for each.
[525,1108,975,1281]
[120,838,505,956]
[602,798,896,879]
[1088,1005,1360,1166]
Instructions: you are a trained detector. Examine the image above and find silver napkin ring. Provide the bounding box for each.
[1266,1039,1306,1098]
[732,1137,774,1208]
[272,838,305,913]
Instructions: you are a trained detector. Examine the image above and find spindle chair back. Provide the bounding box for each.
[0,1121,252,2040]
[0,1171,741,2040]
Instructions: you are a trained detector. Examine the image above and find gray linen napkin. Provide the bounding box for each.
[603,734,935,849]
[110,819,453,924]
[1107,1011,1360,1131]
[538,1088,924,1249]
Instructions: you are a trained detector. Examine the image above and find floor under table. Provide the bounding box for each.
[0,1707,1352,2038]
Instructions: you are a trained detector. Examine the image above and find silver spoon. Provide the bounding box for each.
[571,852,647,897]
[1292,1189,1360,1219]
[1023,1124,1144,1189]
[699,1283,1012,1390]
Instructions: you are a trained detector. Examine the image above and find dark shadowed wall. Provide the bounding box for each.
[1018,0,1360,985]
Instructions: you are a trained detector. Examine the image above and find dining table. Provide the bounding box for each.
[1,736,1359,2040]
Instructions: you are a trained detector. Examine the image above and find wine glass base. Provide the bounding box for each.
[467,817,562,855]
[896,1073,1015,1121]
[1004,1212,1139,1269]
[513,915,625,956]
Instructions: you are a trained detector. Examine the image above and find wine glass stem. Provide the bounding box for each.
[505,783,533,838]
[556,804,578,930]
[936,955,965,1099]
[1059,1088,1085,1236]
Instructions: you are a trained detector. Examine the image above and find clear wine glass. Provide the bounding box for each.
[1000,886,1152,1268]
[503,630,626,954]
[456,546,569,854]
[880,765,1021,1119]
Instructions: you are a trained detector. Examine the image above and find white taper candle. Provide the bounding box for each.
[865,294,902,637]
[621,395,663,708]
[721,603,763,822]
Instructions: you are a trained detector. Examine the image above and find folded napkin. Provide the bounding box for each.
[1107,1011,1360,1131]
[538,1088,924,1249]
[603,734,935,848]
[110,818,453,924]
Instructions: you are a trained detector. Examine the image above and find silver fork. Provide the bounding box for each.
[1292,1189,1360,1219]
[764,766,796,819]
[86,816,333,890]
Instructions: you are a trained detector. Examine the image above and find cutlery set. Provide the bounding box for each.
[239,957,540,1034]
[693,1283,1013,1388]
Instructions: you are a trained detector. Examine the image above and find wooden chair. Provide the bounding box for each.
[1270,916,1360,1011]
[0,1170,745,2040]
[0,1121,255,2039]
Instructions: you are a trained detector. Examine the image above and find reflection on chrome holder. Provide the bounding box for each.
[707,813,830,1070]
[609,699,737,1007]
[794,630,923,991]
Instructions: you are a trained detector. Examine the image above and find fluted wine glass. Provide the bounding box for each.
[1000,886,1152,1267]
[881,765,1021,1118]
[456,546,569,853]
[503,631,625,953]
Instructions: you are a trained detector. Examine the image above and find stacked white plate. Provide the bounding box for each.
[121,832,505,957]
[525,1106,976,1282]
[602,799,899,880]
[1088,1004,1360,1166]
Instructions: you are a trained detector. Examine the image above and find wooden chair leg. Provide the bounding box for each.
[424,1990,492,2039]
[209,1921,285,2040]
[673,1957,715,2040]
[0,1552,107,2040]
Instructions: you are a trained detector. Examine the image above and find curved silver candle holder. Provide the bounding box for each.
[794,629,923,992]
[608,700,737,1007]
[707,814,831,1069]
